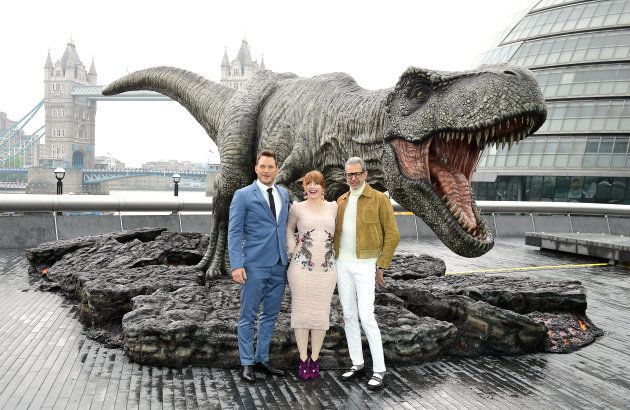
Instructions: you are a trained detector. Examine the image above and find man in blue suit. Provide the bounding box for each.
[228,149,290,383]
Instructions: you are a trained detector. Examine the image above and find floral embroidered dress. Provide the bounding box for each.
[286,200,338,330]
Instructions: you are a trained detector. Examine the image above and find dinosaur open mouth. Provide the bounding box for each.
[389,114,541,240]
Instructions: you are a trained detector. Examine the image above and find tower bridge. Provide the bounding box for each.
[0,40,190,174]
[0,166,218,194]
[82,168,213,185]
[1,39,266,194]
[0,40,222,194]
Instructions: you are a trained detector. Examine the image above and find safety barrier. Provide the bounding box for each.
[0,194,628,248]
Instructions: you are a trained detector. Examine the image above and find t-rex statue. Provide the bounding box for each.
[103,64,546,280]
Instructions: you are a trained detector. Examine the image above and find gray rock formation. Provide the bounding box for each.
[26,230,602,368]
[28,228,207,324]
[386,252,446,280]
[123,284,457,368]
[389,274,587,313]
[26,227,167,271]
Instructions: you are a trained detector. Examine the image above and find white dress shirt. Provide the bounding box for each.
[338,182,377,265]
[256,179,281,221]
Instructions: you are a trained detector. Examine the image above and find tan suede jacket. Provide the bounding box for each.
[333,183,400,269]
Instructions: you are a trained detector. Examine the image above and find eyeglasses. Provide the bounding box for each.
[345,171,365,179]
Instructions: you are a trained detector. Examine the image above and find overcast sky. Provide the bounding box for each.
[0,0,535,167]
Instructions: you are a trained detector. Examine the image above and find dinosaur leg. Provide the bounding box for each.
[196,217,219,273]
[195,174,233,281]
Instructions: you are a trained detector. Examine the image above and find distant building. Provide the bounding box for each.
[0,111,37,167]
[141,160,207,172]
[40,40,97,169]
[94,156,125,170]
[474,0,630,204]
[220,39,265,90]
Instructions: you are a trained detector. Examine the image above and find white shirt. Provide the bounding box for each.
[256,179,281,221]
[338,183,377,264]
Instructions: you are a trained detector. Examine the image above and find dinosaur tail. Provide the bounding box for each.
[102,66,235,142]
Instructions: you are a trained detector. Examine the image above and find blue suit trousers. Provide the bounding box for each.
[237,261,287,365]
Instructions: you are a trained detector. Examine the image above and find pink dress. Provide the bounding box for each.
[286,201,338,330]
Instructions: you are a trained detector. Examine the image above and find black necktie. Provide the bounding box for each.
[267,187,277,221]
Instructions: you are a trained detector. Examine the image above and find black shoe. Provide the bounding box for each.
[340,365,366,381]
[254,361,285,376]
[241,365,256,383]
[367,373,386,391]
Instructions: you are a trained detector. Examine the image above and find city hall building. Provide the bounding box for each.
[473,0,630,204]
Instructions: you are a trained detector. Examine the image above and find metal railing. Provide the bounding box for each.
[475,200,630,238]
[474,200,630,216]
[1,195,629,216]
[1,195,628,242]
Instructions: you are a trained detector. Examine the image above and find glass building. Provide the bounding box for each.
[474,0,630,204]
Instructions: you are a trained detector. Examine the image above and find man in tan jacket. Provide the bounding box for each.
[333,156,400,391]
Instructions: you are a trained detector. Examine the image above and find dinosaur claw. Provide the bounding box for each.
[205,267,223,281]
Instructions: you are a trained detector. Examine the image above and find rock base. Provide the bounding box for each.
[27,229,603,368]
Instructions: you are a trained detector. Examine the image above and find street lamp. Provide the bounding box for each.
[172,173,181,197]
[54,167,65,195]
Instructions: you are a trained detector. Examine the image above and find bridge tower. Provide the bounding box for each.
[220,39,265,90]
[41,40,97,169]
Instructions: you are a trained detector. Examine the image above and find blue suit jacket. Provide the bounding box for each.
[228,181,290,270]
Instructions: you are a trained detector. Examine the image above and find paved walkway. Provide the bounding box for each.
[1,238,629,409]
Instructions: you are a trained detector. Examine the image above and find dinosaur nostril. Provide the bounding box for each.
[504,70,518,76]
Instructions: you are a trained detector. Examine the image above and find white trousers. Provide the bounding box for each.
[336,260,386,372]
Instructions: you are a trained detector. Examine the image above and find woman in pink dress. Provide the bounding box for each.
[286,170,338,380]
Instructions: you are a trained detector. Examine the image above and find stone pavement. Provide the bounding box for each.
[1,238,629,409]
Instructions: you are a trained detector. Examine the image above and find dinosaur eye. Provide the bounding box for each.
[407,83,430,102]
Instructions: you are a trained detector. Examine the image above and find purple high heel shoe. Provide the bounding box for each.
[298,357,310,380]
[309,358,320,380]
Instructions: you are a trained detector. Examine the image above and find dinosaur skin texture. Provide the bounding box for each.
[103,64,547,281]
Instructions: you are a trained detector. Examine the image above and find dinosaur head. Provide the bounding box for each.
[383,64,547,257]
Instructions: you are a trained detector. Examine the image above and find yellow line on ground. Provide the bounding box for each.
[447,262,609,275]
